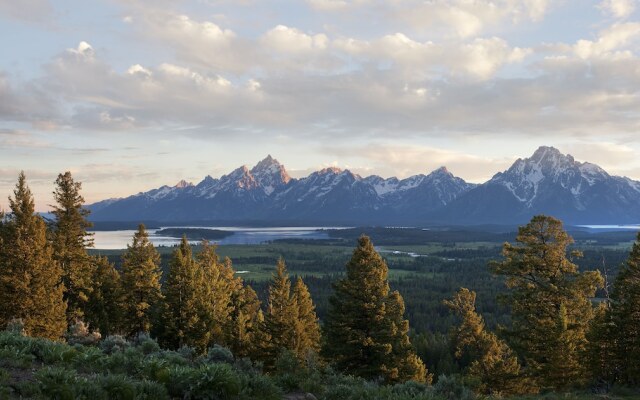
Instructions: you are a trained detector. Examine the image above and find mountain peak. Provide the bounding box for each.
[530,146,573,164]
[252,154,279,170]
[174,180,193,188]
[429,166,451,176]
[319,167,343,175]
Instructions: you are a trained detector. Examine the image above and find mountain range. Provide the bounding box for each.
[89,147,640,225]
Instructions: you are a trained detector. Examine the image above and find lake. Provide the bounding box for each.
[90,226,339,249]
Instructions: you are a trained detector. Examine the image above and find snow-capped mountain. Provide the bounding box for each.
[89,147,640,225]
[437,146,640,224]
[89,156,473,223]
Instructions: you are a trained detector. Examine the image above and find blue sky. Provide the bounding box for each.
[1,0,640,210]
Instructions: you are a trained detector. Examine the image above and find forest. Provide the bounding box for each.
[0,171,639,399]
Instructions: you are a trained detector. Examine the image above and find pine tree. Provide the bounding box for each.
[85,255,123,336]
[445,288,532,395]
[322,235,428,383]
[227,280,264,360]
[120,224,163,336]
[261,259,299,368]
[608,231,640,384]
[160,236,207,351]
[51,171,94,323]
[196,241,235,349]
[292,276,321,360]
[491,215,603,390]
[0,172,67,339]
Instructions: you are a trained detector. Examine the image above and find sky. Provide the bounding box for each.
[1,0,640,210]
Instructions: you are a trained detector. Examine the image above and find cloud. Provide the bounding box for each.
[0,0,54,24]
[261,25,329,53]
[573,22,640,59]
[598,0,636,18]
[322,143,515,182]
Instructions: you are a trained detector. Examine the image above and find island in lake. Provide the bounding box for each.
[155,228,235,241]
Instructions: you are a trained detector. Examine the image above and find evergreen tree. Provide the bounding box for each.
[85,256,123,336]
[323,235,428,383]
[445,288,531,395]
[196,241,235,349]
[491,215,603,390]
[51,171,94,323]
[160,236,207,351]
[0,172,67,339]
[292,276,321,360]
[608,231,640,384]
[120,224,163,336]
[227,280,264,360]
[261,259,299,368]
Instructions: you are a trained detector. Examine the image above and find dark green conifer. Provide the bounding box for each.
[261,259,298,368]
[323,235,428,383]
[491,215,603,390]
[160,236,207,351]
[292,276,321,360]
[120,224,163,336]
[85,256,123,336]
[196,241,235,349]
[51,171,94,323]
[608,232,640,384]
[445,288,531,395]
[0,172,67,339]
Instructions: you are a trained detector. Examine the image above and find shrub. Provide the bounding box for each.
[133,333,160,355]
[100,335,129,354]
[177,345,197,361]
[163,365,197,397]
[207,345,234,364]
[97,374,137,400]
[238,373,282,400]
[135,379,170,400]
[432,375,475,400]
[5,318,26,336]
[72,346,106,373]
[34,367,79,400]
[66,320,102,346]
[190,363,241,400]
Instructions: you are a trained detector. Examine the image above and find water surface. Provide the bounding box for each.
[90,226,339,249]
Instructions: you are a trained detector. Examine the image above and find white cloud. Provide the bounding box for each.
[598,0,636,18]
[574,22,640,59]
[261,25,329,53]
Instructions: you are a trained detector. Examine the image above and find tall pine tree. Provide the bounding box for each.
[196,241,235,349]
[292,276,321,360]
[608,231,640,384]
[227,277,264,360]
[85,256,123,336]
[51,171,94,323]
[160,236,208,351]
[261,259,299,368]
[0,172,67,339]
[323,235,428,383]
[491,215,603,390]
[120,224,163,336]
[445,288,531,395]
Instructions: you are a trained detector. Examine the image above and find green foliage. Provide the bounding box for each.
[160,236,208,351]
[51,171,94,323]
[100,335,130,354]
[208,345,235,364]
[292,276,322,360]
[0,172,67,340]
[120,224,163,336]
[444,288,532,395]
[491,215,603,390]
[190,363,241,399]
[323,235,428,384]
[85,255,123,336]
[608,231,640,385]
[260,259,299,368]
